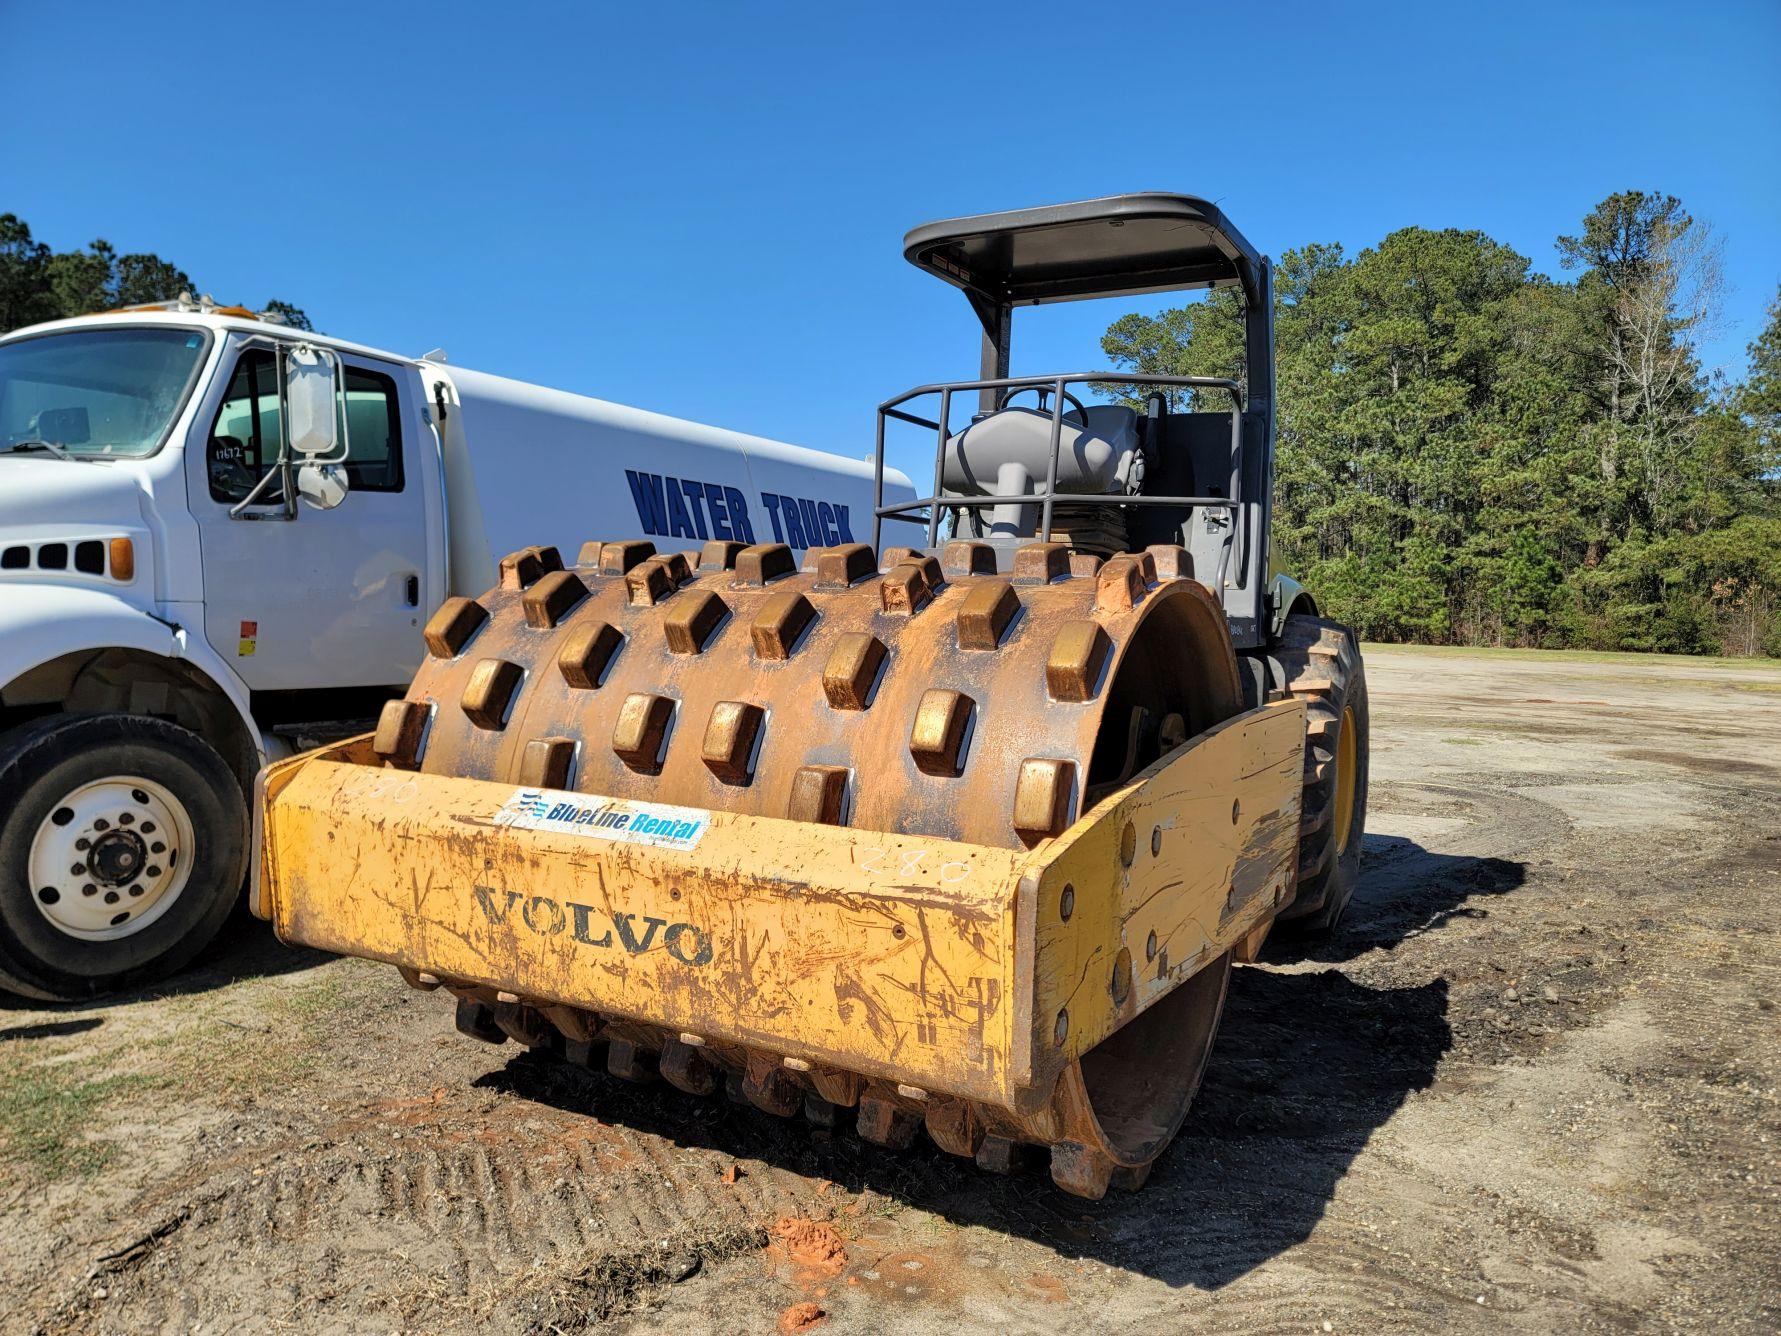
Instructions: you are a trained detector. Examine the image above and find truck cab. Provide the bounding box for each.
[0,300,908,999]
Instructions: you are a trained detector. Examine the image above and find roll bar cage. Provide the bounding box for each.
[879,193,1278,648]
[871,372,1247,593]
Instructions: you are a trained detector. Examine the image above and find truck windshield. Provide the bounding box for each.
[0,326,212,458]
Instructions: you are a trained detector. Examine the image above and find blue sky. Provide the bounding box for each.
[5,1,1777,484]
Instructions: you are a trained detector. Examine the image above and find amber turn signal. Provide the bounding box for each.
[109,537,135,583]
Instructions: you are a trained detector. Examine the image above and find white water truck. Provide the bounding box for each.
[0,298,913,999]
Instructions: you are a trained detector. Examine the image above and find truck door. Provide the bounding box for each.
[189,343,432,693]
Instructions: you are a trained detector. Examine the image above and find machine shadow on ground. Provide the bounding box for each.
[1266,834,1529,967]
[481,969,1449,1288]
[0,913,329,1013]
[478,840,1485,1289]
[0,1015,103,1042]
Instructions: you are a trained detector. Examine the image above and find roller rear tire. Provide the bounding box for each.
[1273,615,1369,933]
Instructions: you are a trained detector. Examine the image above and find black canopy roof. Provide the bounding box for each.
[903,193,1264,313]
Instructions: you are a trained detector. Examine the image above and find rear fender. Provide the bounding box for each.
[1268,573,1317,641]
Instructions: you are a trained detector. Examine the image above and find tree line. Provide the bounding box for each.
[0,213,310,332]
[1102,192,1781,657]
[5,201,1775,656]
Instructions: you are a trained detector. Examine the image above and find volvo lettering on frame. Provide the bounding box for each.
[472,886,714,967]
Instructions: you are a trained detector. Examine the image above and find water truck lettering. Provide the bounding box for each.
[624,470,852,548]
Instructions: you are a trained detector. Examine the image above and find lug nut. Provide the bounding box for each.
[118,813,134,825]
[75,837,90,850]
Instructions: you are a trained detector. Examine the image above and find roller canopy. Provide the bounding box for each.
[903,193,1265,313]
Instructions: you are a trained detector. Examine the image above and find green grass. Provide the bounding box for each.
[151,959,384,1098]
[0,1064,148,1180]
[0,961,380,1186]
[1361,641,1779,670]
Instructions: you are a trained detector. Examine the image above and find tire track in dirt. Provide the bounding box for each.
[41,1075,816,1334]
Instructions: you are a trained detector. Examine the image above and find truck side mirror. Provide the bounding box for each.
[296,460,350,510]
[283,345,343,459]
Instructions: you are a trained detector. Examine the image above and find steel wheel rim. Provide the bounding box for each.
[1332,703,1358,855]
[27,776,195,941]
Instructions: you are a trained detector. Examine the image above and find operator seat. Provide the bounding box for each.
[942,404,1141,497]
[940,402,1143,543]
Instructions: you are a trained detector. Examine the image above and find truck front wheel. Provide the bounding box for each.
[0,713,247,1000]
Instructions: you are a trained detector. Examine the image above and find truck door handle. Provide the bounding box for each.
[404,574,420,606]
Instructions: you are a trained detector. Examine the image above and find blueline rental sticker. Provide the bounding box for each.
[493,788,710,851]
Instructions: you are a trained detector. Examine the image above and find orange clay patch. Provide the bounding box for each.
[769,1217,849,1277]
[778,1301,826,1333]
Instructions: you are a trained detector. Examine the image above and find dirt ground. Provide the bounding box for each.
[2,645,1778,1335]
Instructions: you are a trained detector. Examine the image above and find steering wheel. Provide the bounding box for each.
[995,385,1091,428]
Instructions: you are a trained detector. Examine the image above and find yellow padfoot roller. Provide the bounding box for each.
[253,194,1369,1197]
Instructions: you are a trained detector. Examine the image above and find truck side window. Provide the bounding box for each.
[340,365,404,492]
[207,352,404,502]
[207,351,284,504]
